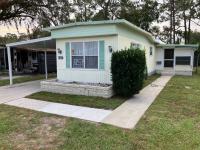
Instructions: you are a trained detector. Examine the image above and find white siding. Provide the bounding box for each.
[56,35,118,84]
[117,35,156,75]
[155,47,194,71]
[155,48,164,71]
[174,48,194,67]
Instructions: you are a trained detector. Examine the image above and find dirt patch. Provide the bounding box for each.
[40,117,66,128]
[9,116,67,149]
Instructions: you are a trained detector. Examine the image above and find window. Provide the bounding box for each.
[176,56,191,65]
[130,42,141,49]
[156,61,162,65]
[71,42,84,68]
[32,52,37,60]
[150,47,153,56]
[85,41,98,69]
[71,41,98,69]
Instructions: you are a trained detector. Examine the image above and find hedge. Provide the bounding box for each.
[111,48,146,97]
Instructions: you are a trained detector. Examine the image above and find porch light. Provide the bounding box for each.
[108,46,113,53]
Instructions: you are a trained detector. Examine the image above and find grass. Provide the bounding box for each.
[1,73,200,149]
[0,73,56,87]
[27,74,159,110]
[143,74,160,87]
[27,92,126,110]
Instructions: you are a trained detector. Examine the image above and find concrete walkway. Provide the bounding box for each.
[0,76,171,127]
[0,81,112,123]
[0,80,41,104]
[102,76,172,129]
[5,98,112,122]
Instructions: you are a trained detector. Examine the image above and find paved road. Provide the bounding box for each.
[0,80,41,104]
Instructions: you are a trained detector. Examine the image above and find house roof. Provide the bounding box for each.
[43,19,158,44]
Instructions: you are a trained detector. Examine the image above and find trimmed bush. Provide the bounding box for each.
[111,48,146,97]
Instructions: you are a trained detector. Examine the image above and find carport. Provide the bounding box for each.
[6,37,56,85]
[0,45,7,70]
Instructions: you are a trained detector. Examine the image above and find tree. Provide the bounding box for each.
[117,0,159,31]
[159,0,200,44]
[159,0,177,44]
[189,31,200,72]
[0,0,47,23]
[36,0,74,27]
[73,0,96,22]
[176,0,199,44]
[93,0,119,20]
[0,33,18,45]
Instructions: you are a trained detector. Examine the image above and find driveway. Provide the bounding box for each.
[0,80,41,104]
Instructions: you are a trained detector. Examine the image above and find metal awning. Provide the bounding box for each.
[6,36,56,51]
[5,36,56,85]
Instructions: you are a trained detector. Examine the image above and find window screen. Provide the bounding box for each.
[164,49,174,59]
[130,43,141,49]
[176,56,191,65]
[71,41,98,69]
[85,41,98,69]
[71,42,84,68]
[71,42,83,56]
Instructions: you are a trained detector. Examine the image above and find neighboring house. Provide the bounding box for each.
[0,46,7,70]
[44,19,198,84]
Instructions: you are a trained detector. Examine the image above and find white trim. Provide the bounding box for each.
[69,42,72,68]
[6,37,52,47]
[98,41,99,70]
[83,42,86,68]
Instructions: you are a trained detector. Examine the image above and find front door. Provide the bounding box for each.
[164,49,174,67]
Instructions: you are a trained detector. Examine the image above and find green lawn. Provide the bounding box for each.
[0,74,56,87]
[1,72,200,149]
[27,92,126,110]
[27,74,159,110]
[143,74,160,87]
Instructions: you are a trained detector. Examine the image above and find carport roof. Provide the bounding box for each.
[6,36,56,51]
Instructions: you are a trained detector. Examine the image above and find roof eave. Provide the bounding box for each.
[6,36,52,47]
[157,44,199,49]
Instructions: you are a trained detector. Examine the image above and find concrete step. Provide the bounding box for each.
[161,71,175,76]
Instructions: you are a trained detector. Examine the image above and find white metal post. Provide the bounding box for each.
[44,50,48,80]
[7,46,13,85]
[4,47,7,69]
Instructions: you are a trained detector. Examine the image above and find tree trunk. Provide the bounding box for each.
[188,14,191,44]
[172,0,176,44]
[183,10,187,44]
[169,2,173,44]
[84,4,87,21]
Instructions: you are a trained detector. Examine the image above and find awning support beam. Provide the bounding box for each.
[4,47,6,69]
[44,50,48,80]
[7,46,13,85]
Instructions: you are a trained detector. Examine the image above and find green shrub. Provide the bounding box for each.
[111,48,146,97]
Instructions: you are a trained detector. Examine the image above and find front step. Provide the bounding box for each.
[161,70,175,76]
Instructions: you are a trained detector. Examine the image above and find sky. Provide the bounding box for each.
[0,24,28,36]
[0,0,200,37]
[0,20,199,37]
